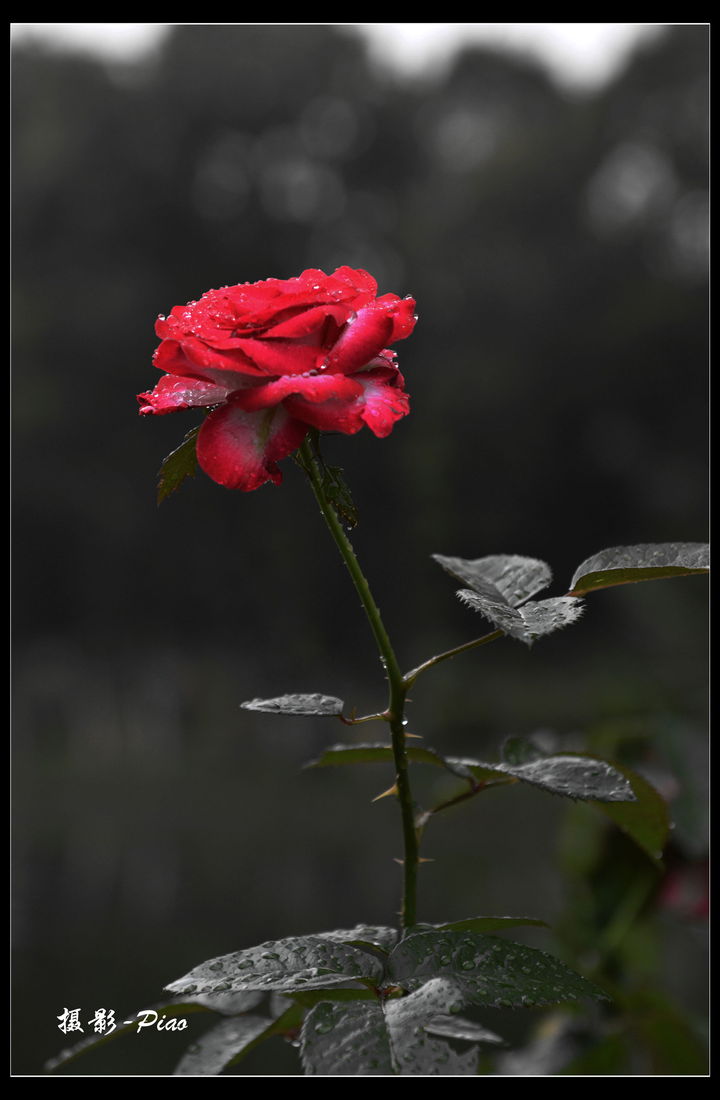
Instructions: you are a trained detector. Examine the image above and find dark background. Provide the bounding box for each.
[13,25,708,1075]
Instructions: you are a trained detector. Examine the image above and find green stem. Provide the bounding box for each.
[298,435,419,932]
[339,711,388,726]
[403,629,504,687]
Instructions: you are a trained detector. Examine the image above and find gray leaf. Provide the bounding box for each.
[433,553,552,606]
[240,694,344,717]
[165,936,383,997]
[300,979,481,1076]
[301,1001,392,1075]
[457,591,584,645]
[314,925,399,952]
[570,542,709,595]
[384,978,480,1075]
[389,932,607,1008]
[455,753,636,802]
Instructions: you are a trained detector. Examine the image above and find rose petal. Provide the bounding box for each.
[261,303,351,340]
[224,273,358,328]
[285,373,409,438]
[328,266,379,306]
[376,294,417,342]
[354,350,403,380]
[229,337,324,376]
[356,376,411,437]
[196,401,308,491]
[324,306,395,374]
[233,373,363,412]
[137,374,232,415]
[154,337,266,380]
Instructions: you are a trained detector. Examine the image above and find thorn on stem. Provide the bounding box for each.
[372,784,399,802]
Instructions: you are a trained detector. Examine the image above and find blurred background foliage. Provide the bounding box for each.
[12,25,707,1074]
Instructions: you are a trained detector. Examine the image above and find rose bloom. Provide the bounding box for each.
[138,266,416,491]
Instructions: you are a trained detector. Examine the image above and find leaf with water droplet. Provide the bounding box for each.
[388,932,607,1009]
[384,979,481,1074]
[314,925,399,952]
[432,554,552,606]
[300,1002,392,1075]
[165,935,383,997]
[451,752,636,802]
[241,694,344,717]
[457,591,584,646]
[300,980,483,1075]
[568,542,709,596]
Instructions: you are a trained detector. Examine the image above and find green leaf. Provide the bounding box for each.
[165,936,384,997]
[173,1014,272,1076]
[300,979,483,1075]
[452,752,636,802]
[389,932,607,1008]
[432,553,552,606]
[156,426,200,504]
[429,916,549,934]
[457,590,584,646]
[240,694,344,717]
[568,542,709,596]
[304,743,400,767]
[304,743,474,780]
[589,761,670,865]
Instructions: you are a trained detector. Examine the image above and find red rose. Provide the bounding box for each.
[138,266,416,491]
